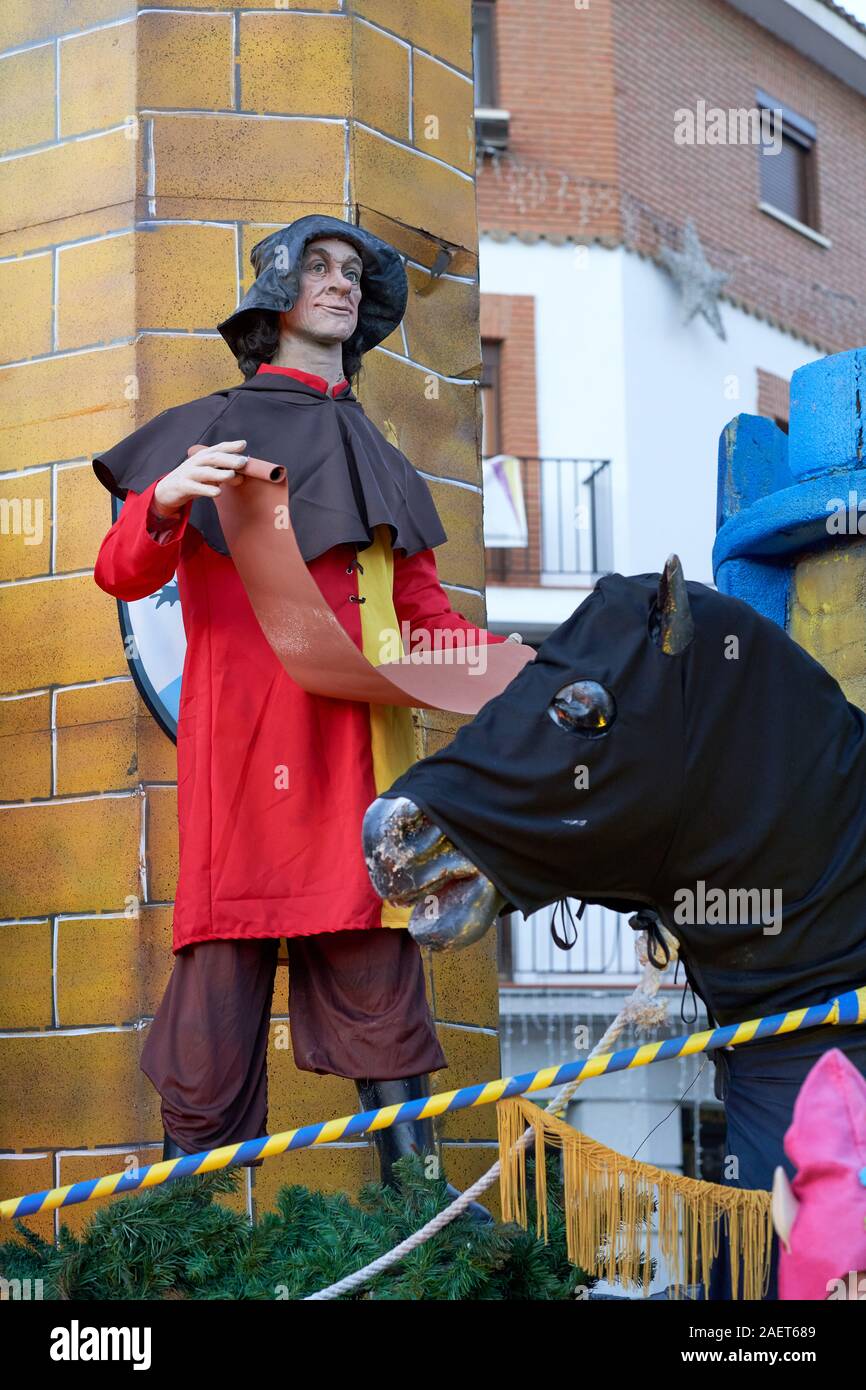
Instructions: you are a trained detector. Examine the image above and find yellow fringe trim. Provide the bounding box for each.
[497,1098,773,1301]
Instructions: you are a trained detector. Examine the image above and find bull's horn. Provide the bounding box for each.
[771,1165,800,1253]
[653,553,694,655]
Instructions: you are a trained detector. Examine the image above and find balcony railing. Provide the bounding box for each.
[498,900,642,986]
[485,456,613,585]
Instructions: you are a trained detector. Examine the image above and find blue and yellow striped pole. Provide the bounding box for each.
[3,985,864,1223]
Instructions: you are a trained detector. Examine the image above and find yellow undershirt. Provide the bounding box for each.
[356,525,419,929]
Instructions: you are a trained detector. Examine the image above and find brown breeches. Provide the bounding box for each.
[140,928,447,1153]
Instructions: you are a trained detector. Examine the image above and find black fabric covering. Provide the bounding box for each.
[91,371,446,563]
[383,572,866,1026]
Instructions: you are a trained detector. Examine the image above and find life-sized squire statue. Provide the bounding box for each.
[92,214,508,1219]
[365,555,866,1298]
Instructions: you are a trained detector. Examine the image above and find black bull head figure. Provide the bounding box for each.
[364,557,866,1028]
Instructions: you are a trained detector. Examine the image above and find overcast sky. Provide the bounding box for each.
[837,0,866,25]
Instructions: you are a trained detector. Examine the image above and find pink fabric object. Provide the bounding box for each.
[780,1048,866,1300]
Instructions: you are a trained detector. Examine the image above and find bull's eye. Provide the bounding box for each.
[547,680,617,737]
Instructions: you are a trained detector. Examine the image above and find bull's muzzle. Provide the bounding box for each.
[362,795,504,950]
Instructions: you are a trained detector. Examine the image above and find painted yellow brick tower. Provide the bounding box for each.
[0,0,501,1237]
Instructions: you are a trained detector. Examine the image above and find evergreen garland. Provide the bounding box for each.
[0,1153,599,1301]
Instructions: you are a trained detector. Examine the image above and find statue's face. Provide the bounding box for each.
[280,236,362,346]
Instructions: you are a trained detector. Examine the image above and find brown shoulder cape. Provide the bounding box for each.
[91,372,447,562]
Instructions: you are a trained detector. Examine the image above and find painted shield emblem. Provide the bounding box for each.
[112,495,186,742]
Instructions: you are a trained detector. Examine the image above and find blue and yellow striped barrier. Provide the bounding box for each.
[3,985,864,1223]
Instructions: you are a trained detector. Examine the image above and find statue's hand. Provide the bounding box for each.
[153,440,248,516]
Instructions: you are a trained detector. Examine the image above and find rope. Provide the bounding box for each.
[305,928,678,1299]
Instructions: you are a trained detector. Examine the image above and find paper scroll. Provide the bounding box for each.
[212,466,536,716]
[188,443,285,484]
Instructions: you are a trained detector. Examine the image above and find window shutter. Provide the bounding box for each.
[760,133,809,225]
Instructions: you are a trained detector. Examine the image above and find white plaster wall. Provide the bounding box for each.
[479,236,631,574]
[479,235,822,596]
[620,249,821,584]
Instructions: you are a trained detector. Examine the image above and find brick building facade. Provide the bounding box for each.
[475,0,866,599]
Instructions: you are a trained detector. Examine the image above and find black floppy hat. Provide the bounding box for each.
[217,214,408,363]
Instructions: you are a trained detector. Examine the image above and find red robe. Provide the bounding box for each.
[93,364,503,950]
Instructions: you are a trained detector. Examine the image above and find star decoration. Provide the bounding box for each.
[659,219,730,341]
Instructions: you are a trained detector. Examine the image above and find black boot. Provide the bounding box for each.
[162,1130,263,1170]
[162,1131,193,1161]
[354,1074,493,1224]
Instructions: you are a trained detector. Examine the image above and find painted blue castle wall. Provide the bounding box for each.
[713,347,866,623]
